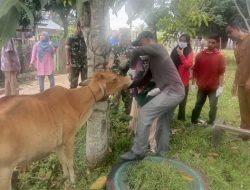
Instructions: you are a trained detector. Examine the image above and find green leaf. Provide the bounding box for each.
[76,0,89,5]
[0,0,18,18]
[0,6,19,48]
[16,1,34,26]
[197,16,202,27]
[39,0,49,8]
[202,14,209,27]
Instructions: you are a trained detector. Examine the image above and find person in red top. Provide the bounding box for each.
[171,34,194,121]
[191,34,226,126]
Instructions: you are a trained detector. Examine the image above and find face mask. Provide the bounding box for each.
[178,42,188,49]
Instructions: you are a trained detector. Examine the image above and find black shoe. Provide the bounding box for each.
[121,151,145,161]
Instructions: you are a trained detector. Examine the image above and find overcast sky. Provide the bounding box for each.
[109,6,144,30]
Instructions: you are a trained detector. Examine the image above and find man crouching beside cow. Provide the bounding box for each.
[0,71,131,190]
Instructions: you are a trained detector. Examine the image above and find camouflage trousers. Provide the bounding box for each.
[69,66,87,88]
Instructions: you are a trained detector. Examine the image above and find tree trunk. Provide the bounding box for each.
[59,13,69,38]
[62,18,69,39]
[78,0,110,168]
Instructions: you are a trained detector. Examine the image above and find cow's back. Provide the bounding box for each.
[0,86,75,166]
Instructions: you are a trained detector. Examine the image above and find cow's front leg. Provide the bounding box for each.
[64,138,75,184]
[56,146,70,179]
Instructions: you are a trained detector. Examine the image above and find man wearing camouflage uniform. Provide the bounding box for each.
[66,21,87,88]
[108,33,133,114]
[109,35,132,75]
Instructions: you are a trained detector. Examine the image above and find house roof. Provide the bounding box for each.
[37,19,64,31]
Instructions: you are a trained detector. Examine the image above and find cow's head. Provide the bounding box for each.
[80,71,131,101]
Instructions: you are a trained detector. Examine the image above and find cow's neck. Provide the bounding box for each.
[87,81,105,102]
[69,83,105,121]
[67,87,95,119]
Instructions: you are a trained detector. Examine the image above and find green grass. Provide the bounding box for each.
[168,123,250,190]
[127,160,193,190]
[17,50,250,190]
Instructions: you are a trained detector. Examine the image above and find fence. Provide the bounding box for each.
[0,39,67,85]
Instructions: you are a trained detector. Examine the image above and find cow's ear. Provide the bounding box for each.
[79,79,91,87]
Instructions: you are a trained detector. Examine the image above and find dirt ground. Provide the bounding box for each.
[0,74,69,98]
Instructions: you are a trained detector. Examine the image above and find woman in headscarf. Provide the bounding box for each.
[170,34,194,121]
[30,31,56,92]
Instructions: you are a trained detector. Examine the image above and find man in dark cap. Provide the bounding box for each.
[121,31,185,160]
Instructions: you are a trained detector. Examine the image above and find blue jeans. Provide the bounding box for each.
[38,74,55,92]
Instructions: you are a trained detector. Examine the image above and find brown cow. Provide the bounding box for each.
[0,71,131,190]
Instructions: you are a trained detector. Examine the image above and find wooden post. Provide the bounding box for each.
[212,124,250,145]
[214,124,250,135]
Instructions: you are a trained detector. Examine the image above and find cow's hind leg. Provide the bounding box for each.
[0,167,13,190]
[56,140,75,184]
